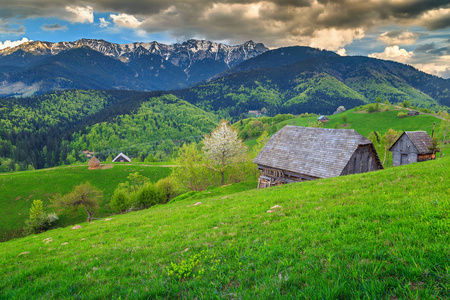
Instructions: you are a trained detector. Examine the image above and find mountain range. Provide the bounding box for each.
[0,38,449,116]
[0,39,267,96]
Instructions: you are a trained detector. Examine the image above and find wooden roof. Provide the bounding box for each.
[318,115,329,120]
[253,126,379,179]
[390,131,433,154]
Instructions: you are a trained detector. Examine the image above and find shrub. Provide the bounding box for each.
[110,189,131,213]
[367,104,377,113]
[156,177,178,203]
[134,182,162,209]
[397,112,407,118]
[23,200,58,235]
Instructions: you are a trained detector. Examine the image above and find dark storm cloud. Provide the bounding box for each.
[0,0,449,47]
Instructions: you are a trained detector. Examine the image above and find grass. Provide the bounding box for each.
[0,163,172,242]
[1,157,449,298]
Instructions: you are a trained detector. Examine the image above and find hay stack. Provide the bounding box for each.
[88,156,101,170]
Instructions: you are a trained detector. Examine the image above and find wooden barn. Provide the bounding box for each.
[253,126,383,189]
[389,131,435,166]
[112,152,131,162]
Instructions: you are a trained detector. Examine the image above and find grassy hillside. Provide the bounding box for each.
[1,157,448,298]
[0,163,172,242]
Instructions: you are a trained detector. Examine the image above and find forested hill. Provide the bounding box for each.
[0,90,217,171]
[174,48,450,118]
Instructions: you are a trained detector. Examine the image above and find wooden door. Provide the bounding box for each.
[401,154,408,165]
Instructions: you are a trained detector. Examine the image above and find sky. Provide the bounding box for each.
[0,0,449,78]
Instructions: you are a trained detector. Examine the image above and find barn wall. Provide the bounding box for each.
[341,145,379,175]
[391,135,418,166]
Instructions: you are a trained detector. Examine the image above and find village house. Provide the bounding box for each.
[317,115,329,123]
[389,131,435,166]
[248,110,261,117]
[253,126,383,189]
[112,152,131,162]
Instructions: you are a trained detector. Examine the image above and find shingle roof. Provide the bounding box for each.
[318,115,329,120]
[253,126,377,179]
[390,131,433,154]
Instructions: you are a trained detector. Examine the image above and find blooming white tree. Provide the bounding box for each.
[203,120,248,186]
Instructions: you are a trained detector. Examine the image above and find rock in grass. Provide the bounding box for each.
[72,225,82,230]
[18,252,30,257]
[194,202,202,206]
[61,242,68,246]
[104,218,113,221]
[267,210,275,213]
[271,205,282,209]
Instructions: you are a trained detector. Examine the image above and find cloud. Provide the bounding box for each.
[99,17,111,28]
[378,30,426,46]
[41,23,68,31]
[418,8,450,30]
[369,44,450,78]
[369,45,413,63]
[0,0,448,49]
[65,6,94,23]
[336,48,347,56]
[110,13,142,28]
[0,37,31,50]
[0,20,25,35]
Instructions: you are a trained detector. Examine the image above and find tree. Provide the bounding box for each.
[251,131,269,158]
[203,120,248,186]
[172,142,213,191]
[341,114,348,125]
[53,182,102,222]
[403,100,411,108]
[335,106,346,114]
[110,188,130,213]
[381,129,399,166]
[23,200,58,235]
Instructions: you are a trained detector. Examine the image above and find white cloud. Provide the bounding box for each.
[0,37,31,50]
[99,17,111,28]
[378,30,423,46]
[336,48,347,56]
[297,28,365,51]
[369,45,450,78]
[110,13,142,29]
[65,6,94,23]
[369,45,413,63]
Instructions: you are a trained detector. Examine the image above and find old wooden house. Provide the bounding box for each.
[253,126,383,189]
[389,131,434,166]
[112,152,131,162]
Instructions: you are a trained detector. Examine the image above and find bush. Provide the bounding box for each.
[110,189,131,213]
[367,104,377,113]
[156,177,178,203]
[134,182,162,209]
[23,200,58,235]
[398,112,407,118]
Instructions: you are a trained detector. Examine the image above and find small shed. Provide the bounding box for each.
[389,131,434,166]
[253,126,383,189]
[112,152,131,162]
[317,115,329,123]
[408,111,419,116]
[88,156,101,170]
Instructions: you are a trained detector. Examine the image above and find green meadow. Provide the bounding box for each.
[0,164,172,242]
[1,157,449,298]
